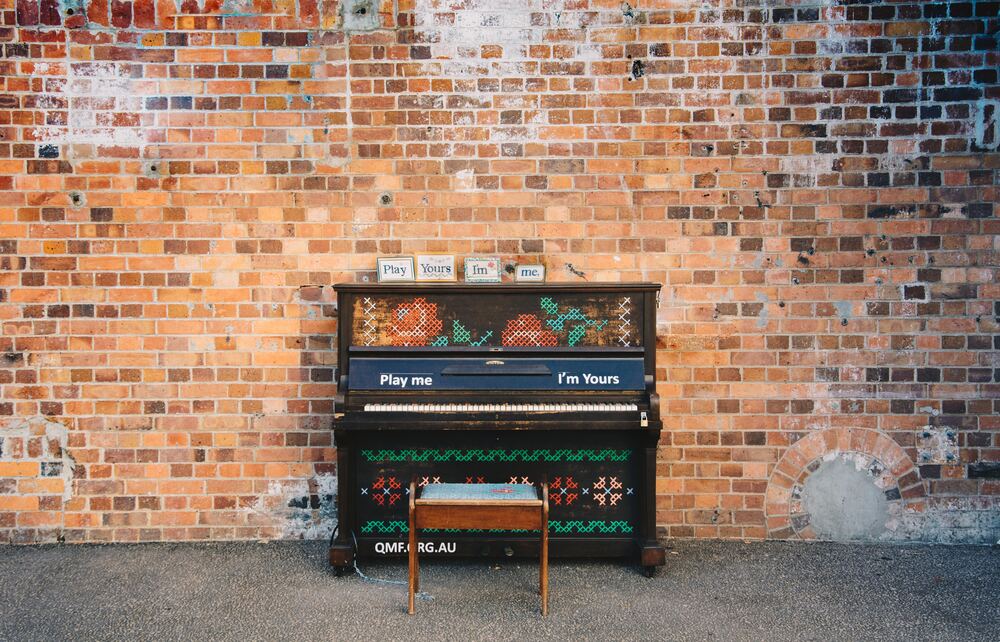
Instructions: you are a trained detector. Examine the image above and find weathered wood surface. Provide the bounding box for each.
[351,292,642,348]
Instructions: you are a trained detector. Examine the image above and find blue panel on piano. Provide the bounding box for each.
[350,358,645,391]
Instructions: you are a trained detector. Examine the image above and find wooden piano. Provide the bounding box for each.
[329,282,666,576]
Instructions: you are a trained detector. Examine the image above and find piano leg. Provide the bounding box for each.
[408,480,417,615]
[329,531,354,571]
[639,441,666,576]
[329,436,355,573]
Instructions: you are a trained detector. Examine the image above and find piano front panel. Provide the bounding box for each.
[350,291,643,348]
[354,431,641,552]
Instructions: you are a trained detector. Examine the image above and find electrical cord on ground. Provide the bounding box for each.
[346,530,433,601]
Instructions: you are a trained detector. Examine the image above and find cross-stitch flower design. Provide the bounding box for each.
[549,476,579,506]
[371,476,402,506]
[388,297,444,346]
[592,476,623,507]
[501,313,558,346]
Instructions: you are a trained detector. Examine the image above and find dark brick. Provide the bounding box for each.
[266,65,289,79]
[262,32,284,46]
[27,160,72,174]
[917,368,941,383]
[772,8,794,23]
[892,368,914,382]
[967,463,1000,479]
[841,270,863,284]
[891,399,915,414]
[968,335,990,350]
[816,367,839,382]
[883,89,919,103]
[839,236,863,251]
[919,465,941,479]
[866,368,889,382]
[937,284,977,300]
[169,96,193,110]
[967,203,992,218]
[867,205,908,219]
[933,87,982,102]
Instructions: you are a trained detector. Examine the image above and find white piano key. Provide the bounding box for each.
[360,402,645,414]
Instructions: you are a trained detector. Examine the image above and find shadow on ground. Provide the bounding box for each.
[0,540,996,641]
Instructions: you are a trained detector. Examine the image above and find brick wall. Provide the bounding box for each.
[1,0,997,545]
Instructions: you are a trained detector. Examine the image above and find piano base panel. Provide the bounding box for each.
[333,536,665,570]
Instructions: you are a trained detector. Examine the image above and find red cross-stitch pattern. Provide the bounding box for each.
[388,298,444,346]
[549,476,579,506]
[371,476,402,506]
[592,476,623,507]
[501,314,558,347]
[465,475,486,484]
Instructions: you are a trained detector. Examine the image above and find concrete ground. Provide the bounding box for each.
[0,541,997,642]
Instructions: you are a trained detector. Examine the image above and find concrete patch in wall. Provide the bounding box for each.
[917,426,958,465]
[142,160,165,178]
[340,0,380,32]
[32,62,146,155]
[0,416,75,544]
[248,473,337,539]
[765,427,918,542]
[971,99,998,151]
[801,457,889,541]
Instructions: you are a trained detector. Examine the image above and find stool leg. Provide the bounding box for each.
[408,481,417,615]
[541,482,549,616]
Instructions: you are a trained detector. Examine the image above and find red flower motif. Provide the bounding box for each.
[501,313,558,347]
[388,297,444,346]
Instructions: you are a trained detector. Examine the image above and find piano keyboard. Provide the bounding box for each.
[363,403,639,413]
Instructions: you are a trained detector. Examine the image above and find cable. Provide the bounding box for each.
[349,530,433,601]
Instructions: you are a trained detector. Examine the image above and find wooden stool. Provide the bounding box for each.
[408,481,549,616]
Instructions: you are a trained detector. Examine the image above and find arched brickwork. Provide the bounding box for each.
[765,428,924,541]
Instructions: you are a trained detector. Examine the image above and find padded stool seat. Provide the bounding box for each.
[408,481,549,615]
[420,483,538,502]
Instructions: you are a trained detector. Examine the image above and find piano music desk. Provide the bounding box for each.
[408,481,549,616]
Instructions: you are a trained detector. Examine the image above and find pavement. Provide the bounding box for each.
[0,540,997,641]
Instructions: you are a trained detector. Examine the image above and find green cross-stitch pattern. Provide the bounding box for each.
[429,322,494,347]
[360,520,632,535]
[549,520,633,534]
[360,449,632,463]
[538,297,610,346]
[360,520,408,535]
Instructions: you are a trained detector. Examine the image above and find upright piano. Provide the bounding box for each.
[329,282,665,576]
